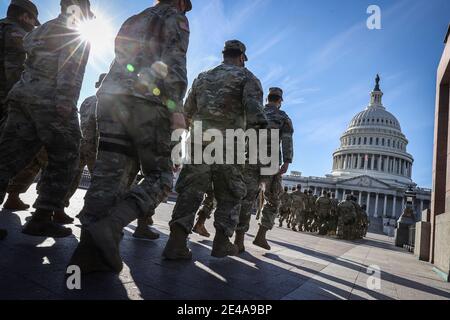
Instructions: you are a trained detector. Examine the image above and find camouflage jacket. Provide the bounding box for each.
[316,196,332,217]
[280,192,292,209]
[184,63,266,137]
[264,103,294,164]
[338,200,357,225]
[330,198,339,215]
[291,190,306,210]
[98,3,189,113]
[305,194,316,212]
[0,18,28,103]
[7,14,90,109]
[79,95,98,145]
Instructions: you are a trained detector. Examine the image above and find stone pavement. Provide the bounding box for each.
[1,186,450,300]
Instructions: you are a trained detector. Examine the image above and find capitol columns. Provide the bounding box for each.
[393,196,397,218]
[383,194,388,217]
[367,193,371,215]
[374,193,380,218]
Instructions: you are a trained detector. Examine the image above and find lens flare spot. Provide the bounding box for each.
[153,88,161,96]
[167,100,177,111]
[127,64,135,72]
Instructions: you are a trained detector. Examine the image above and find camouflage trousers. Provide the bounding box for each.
[171,163,246,238]
[236,166,261,233]
[80,94,173,227]
[0,105,47,196]
[0,100,80,211]
[260,174,283,230]
[197,186,216,220]
[292,208,305,228]
[63,139,97,208]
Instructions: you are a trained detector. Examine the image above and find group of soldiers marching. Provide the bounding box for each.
[0,0,370,278]
[278,185,369,240]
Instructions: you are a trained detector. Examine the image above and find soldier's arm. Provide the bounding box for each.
[160,13,189,113]
[55,26,90,110]
[281,116,294,164]
[3,26,26,91]
[183,79,197,128]
[242,74,267,129]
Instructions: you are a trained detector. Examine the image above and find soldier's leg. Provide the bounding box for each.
[163,164,212,260]
[254,175,282,250]
[193,186,215,238]
[0,102,44,209]
[4,148,46,211]
[235,167,260,253]
[211,164,246,258]
[21,102,81,237]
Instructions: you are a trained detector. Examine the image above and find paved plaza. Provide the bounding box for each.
[0,186,450,300]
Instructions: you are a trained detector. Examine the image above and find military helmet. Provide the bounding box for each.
[269,87,284,101]
[223,40,248,61]
[159,0,192,12]
[297,184,302,190]
[284,186,289,192]
[10,0,40,26]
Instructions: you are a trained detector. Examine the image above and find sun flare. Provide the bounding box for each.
[77,13,115,57]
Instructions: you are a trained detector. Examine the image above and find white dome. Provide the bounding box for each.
[331,75,414,186]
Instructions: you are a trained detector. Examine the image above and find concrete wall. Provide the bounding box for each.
[434,213,450,278]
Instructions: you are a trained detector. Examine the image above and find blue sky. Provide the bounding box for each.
[1,0,449,188]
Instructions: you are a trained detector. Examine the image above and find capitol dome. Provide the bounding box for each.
[331,75,414,186]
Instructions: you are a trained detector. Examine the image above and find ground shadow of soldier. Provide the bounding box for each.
[0,208,129,300]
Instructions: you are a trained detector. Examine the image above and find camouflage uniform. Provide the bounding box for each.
[197,185,217,220]
[304,192,316,231]
[0,16,45,200]
[291,189,306,230]
[278,189,292,227]
[64,95,98,207]
[260,103,294,230]
[337,197,357,240]
[0,13,90,212]
[236,165,262,233]
[315,193,332,235]
[329,196,339,234]
[170,62,265,238]
[79,2,189,227]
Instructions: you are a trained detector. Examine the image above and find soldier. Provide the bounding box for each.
[0,0,43,212]
[0,0,93,238]
[253,87,294,251]
[329,192,339,235]
[192,185,216,238]
[304,189,316,232]
[316,190,332,235]
[278,186,291,228]
[286,187,296,229]
[57,73,107,225]
[360,204,369,238]
[291,184,306,232]
[163,39,266,260]
[337,194,357,240]
[70,0,192,273]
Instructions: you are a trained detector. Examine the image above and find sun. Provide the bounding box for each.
[77,13,115,58]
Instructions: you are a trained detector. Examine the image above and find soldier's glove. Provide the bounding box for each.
[279,162,290,175]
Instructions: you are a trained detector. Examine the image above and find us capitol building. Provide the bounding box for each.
[283,76,431,225]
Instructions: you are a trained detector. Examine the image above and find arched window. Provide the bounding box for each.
[358,137,361,145]
[364,137,367,145]
[382,138,385,146]
[370,137,373,145]
[376,138,379,145]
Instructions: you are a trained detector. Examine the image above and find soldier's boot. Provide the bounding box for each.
[234,231,246,254]
[292,225,298,232]
[86,203,140,273]
[211,229,239,258]
[253,226,271,251]
[0,229,7,240]
[192,216,210,238]
[53,210,75,225]
[3,193,30,211]
[69,229,113,274]
[279,219,283,228]
[22,209,72,238]
[133,218,160,240]
[163,224,192,261]
[287,222,291,229]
